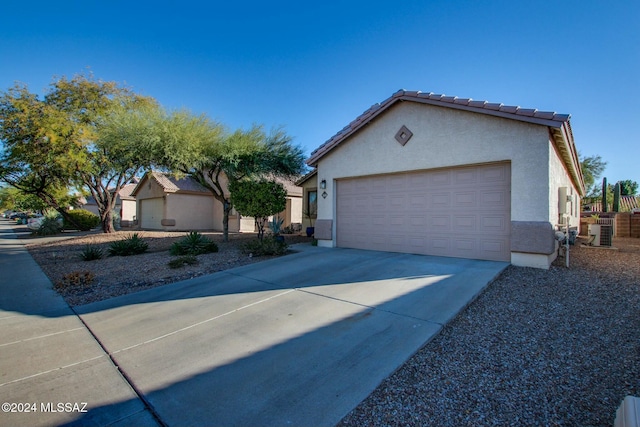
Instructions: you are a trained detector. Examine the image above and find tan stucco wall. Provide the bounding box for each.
[548,138,581,228]
[164,193,216,230]
[315,101,569,263]
[317,102,550,221]
[134,179,167,200]
[279,197,302,227]
[121,200,136,222]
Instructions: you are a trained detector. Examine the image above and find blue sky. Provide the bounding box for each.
[2,1,638,187]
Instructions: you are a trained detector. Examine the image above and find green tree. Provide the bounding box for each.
[618,179,638,196]
[47,74,158,233]
[157,117,305,242]
[0,74,158,233]
[0,84,83,227]
[0,185,75,213]
[580,153,607,198]
[229,179,287,240]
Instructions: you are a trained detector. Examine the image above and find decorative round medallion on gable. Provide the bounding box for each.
[395,125,413,146]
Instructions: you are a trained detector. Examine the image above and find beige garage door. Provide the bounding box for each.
[140,198,164,230]
[336,163,511,261]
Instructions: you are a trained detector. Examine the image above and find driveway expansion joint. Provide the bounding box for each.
[294,287,445,326]
[69,305,168,427]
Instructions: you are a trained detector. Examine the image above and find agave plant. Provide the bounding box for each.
[108,233,148,256]
[170,231,218,256]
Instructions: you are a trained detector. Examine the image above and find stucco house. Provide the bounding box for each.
[132,171,302,232]
[79,180,138,227]
[302,90,585,269]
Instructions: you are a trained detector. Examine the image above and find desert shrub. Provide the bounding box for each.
[35,213,63,236]
[240,236,288,257]
[55,270,95,290]
[63,209,100,231]
[168,255,199,269]
[80,245,103,261]
[108,233,148,256]
[281,224,299,235]
[170,231,218,256]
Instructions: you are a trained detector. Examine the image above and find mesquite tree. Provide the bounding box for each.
[156,119,305,242]
[0,74,158,233]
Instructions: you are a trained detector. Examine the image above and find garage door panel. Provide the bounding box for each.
[336,163,511,262]
[141,198,163,230]
[372,215,387,227]
[389,195,406,209]
[453,215,476,230]
[453,169,477,185]
[430,193,451,208]
[408,194,427,209]
[454,191,477,207]
[480,190,508,207]
[480,165,509,182]
[453,238,476,252]
[430,170,451,186]
[371,196,387,209]
[430,215,451,230]
[481,215,508,231]
[409,215,427,228]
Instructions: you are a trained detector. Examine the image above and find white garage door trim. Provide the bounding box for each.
[336,162,511,262]
[140,198,164,230]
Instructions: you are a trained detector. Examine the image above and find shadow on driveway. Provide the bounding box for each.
[67,246,507,426]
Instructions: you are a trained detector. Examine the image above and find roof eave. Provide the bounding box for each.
[306,92,571,167]
[550,122,586,197]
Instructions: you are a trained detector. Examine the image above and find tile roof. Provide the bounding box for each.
[131,172,211,196]
[306,89,584,195]
[150,172,211,194]
[118,183,138,201]
[295,169,317,186]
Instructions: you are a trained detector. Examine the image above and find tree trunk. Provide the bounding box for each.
[222,199,232,242]
[101,209,115,233]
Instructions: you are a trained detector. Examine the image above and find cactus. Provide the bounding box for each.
[602,177,608,212]
[613,182,621,212]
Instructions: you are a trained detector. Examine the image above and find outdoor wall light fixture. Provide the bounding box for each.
[320,179,326,189]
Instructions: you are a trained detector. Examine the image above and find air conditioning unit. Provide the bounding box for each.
[588,224,612,246]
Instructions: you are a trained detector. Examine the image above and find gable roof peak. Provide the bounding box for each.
[308,89,572,165]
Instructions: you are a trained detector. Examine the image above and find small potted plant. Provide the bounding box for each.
[303,206,316,237]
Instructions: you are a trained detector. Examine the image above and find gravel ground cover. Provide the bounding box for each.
[340,237,640,427]
[23,229,312,306]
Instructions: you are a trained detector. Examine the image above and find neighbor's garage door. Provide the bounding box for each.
[140,198,164,230]
[336,163,511,261]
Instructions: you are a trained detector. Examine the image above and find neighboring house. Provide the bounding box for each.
[279,178,303,228]
[79,179,138,226]
[132,171,302,232]
[118,182,138,226]
[304,90,585,269]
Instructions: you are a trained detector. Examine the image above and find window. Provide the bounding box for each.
[307,190,317,216]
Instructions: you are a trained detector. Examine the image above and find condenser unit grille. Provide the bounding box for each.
[600,225,613,246]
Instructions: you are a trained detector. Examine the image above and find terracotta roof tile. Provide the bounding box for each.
[149,172,210,194]
[308,89,576,176]
[118,183,137,201]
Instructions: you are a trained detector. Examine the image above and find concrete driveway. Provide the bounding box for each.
[72,244,507,427]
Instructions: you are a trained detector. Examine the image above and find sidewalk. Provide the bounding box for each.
[0,219,158,427]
